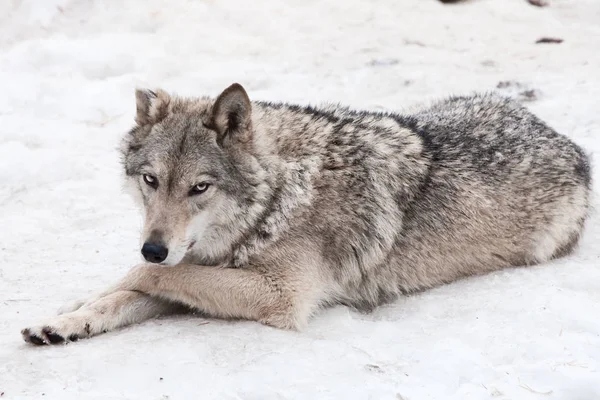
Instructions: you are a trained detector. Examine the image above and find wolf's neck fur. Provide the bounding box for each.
[227,101,380,266]
[228,153,321,268]
[230,157,320,267]
[219,104,319,266]
[223,102,340,267]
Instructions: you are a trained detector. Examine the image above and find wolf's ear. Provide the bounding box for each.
[135,88,170,126]
[211,83,252,143]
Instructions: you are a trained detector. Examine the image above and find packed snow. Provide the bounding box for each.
[1,0,599,399]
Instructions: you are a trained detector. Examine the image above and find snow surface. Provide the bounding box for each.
[1,0,599,399]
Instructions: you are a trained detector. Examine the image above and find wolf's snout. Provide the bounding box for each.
[141,242,168,263]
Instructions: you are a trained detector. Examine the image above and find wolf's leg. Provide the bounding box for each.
[115,263,316,330]
[21,290,183,345]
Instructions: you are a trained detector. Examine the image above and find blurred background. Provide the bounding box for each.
[1,1,599,399]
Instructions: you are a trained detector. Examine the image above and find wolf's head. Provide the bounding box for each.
[121,83,272,266]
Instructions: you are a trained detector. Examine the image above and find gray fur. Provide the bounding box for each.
[21,84,591,344]
[122,85,591,311]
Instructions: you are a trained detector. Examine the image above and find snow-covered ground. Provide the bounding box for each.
[1,0,599,398]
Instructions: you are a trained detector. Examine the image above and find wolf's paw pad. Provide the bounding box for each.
[21,326,75,345]
[21,328,47,345]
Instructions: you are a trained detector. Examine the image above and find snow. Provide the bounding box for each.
[1,0,599,398]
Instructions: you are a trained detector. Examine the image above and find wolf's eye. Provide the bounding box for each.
[143,174,158,189]
[189,182,210,196]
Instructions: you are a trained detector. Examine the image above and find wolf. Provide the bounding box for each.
[21,83,591,345]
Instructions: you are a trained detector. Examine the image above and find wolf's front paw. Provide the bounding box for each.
[21,311,95,346]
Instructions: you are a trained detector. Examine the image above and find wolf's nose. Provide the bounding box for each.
[141,242,168,263]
